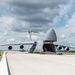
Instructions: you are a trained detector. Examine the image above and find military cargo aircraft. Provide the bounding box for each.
[0,28,75,53]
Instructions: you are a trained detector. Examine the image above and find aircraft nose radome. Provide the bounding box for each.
[45,28,57,42]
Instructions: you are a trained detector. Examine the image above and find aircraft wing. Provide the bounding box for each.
[54,44,75,51]
[0,42,37,52]
[0,43,33,46]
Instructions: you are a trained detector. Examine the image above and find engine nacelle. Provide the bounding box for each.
[63,46,70,51]
[20,45,24,49]
[8,46,12,50]
[65,47,70,51]
[58,46,62,50]
[55,45,58,48]
[56,46,62,50]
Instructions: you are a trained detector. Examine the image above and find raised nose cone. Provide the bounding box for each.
[45,28,57,42]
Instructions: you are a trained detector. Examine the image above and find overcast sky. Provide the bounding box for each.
[0,0,75,50]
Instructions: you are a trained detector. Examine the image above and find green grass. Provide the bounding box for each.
[57,52,75,55]
[0,50,4,56]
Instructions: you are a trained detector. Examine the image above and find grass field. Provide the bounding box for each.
[0,50,4,56]
[0,50,75,55]
[57,51,75,55]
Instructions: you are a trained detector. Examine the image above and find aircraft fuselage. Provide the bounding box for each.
[43,41,56,52]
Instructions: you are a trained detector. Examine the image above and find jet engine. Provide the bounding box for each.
[66,47,70,51]
[58,46,62,50]
[64,47,70,51]
[55,45,62,50]
[20,45,24,49]
[8,46,12,50]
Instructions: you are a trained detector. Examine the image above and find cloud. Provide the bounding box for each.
[0,0,68,32]
[6,38,15,44]
[56,11,75,46]
[60,34,65,39]
[32,35,38,40]
[1,0,75,49]
[52,0,73,26]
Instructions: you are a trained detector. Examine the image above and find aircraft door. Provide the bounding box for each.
[43,44,56,52]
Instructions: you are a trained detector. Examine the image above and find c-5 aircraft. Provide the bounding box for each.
[0,28,75,53]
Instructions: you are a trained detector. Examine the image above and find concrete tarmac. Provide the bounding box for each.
[6,52,75,75]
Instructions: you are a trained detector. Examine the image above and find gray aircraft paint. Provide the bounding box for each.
[35,29,57,52]
[45,28,57,42]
